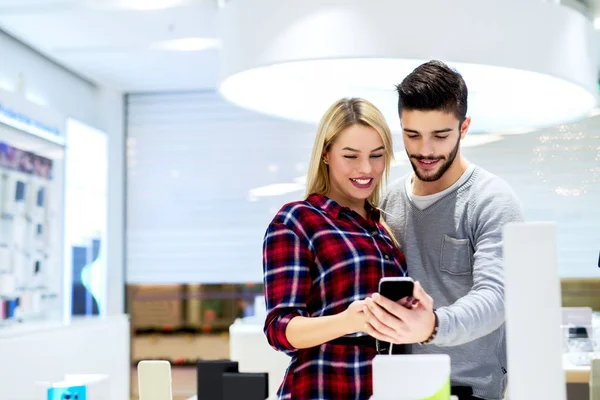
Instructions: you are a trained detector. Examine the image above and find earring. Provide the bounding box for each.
[322,158,328,165]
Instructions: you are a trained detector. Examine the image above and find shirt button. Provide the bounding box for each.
[371,230,378,236]
[384,254,390,260]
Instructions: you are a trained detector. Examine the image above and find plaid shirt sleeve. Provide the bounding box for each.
[262,220,312,355]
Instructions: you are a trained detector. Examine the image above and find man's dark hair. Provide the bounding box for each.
[396,60,468,121]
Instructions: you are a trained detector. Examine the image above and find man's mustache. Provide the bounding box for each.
[409,155,445,161]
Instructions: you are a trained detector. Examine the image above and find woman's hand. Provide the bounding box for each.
[341,299,368,335]
[363,281,436,344]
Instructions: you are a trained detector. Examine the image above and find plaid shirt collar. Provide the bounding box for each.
[306,193,381,222]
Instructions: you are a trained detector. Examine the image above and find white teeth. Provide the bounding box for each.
[352,178,371,185]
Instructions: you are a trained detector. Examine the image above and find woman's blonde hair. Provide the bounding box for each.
[305,97,395,208]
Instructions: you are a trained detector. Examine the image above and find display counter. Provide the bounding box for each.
[226,316,596,399]
[0,314,130,400]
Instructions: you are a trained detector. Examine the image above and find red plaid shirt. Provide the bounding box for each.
[262,193,407,400]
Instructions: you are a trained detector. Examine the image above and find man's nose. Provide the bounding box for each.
[417,139,435,157]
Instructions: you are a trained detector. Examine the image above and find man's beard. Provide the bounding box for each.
[408,135,460,182]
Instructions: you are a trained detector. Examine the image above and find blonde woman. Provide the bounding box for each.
[262,98,408,399]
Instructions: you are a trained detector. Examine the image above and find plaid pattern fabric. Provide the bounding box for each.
[263,193,407,400]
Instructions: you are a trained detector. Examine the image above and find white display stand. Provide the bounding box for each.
[504,222,566,400]
[228,316,290,400]
[0,314,130,400]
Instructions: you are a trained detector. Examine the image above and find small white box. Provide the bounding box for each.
[371,354,451,400]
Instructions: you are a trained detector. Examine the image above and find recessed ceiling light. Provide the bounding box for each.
[497,128,536,135]
[248,182,304,201]
[293,175,306,185]
[587,108,600,117]
[461,133,504,148]
[86,0,192,10]
[150,38,221,52]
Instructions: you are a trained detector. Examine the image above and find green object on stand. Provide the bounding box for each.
[421,379,450,400]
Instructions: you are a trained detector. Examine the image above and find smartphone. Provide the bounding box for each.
[137,360,173,400]
[378,277,414,302]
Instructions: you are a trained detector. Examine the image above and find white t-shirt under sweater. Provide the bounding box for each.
[405,163,476,210]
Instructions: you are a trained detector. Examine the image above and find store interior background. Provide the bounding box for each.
[0,1,597,400]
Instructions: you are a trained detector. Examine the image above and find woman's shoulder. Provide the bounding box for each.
[271,198,324,226]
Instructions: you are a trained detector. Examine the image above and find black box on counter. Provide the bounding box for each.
[196,360,239,400]
[222,372,269,400]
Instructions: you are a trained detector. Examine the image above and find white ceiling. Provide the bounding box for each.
[0,0,222,92]
[0,0,598,94]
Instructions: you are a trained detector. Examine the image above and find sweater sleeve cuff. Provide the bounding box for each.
[430,308,450,346]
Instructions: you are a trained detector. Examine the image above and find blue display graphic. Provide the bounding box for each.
[71,238,102,316]
[47,385,87,400]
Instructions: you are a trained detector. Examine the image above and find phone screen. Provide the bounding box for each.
[379,279,414,302]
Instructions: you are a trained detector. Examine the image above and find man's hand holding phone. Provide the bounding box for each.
[363,278,436,344]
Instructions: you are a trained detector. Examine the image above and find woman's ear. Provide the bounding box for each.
[322,153,329,165]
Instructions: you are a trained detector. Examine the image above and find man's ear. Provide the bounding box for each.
[460,117,471,139]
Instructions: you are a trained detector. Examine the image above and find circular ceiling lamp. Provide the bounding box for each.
[218,0,598,133]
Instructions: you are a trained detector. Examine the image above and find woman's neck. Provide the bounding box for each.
[325,191,366,219]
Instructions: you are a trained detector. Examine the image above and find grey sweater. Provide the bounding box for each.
[381,166,524,400]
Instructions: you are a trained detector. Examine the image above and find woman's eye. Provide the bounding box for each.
[343,155,357,159]
[371,154,383,158]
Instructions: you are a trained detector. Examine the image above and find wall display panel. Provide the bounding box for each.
[64,119,108,317]
[126,92,314,284]
[127,91,600,284]
[0,125,64,326]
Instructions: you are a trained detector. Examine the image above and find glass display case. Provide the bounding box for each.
[0,90,109,328]
[0,125,65,326]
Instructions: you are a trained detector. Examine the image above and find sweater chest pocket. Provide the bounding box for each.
[440,235,473,275]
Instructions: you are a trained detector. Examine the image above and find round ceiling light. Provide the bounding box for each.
[218,0,598,133]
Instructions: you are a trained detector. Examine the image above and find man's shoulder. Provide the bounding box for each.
[468,166,519,203]
[467,166,524,220]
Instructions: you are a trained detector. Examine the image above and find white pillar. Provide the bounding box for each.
[503,222,566,400]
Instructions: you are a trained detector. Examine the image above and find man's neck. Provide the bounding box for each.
[412,157,469,196]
